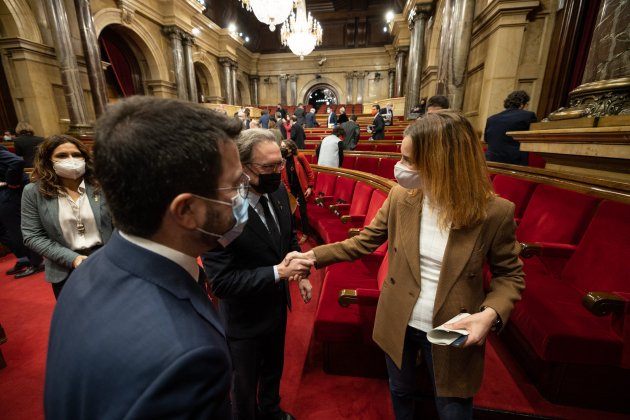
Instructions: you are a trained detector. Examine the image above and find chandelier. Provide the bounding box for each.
[239,0,296,31]
[280,0,323,60]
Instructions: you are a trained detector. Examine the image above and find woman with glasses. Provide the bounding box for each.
[21,135,114,299]
[280,139,314,244]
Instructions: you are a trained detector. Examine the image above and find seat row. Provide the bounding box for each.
[301,153,398,180]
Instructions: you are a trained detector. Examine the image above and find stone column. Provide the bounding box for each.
[74,0,107,117]
[279,74,288,105]
[163,26,187,100]
[356,72,366,104]
[404,6,431,117]
[249,76,259,106]
[345,72,354,103]
[388,69,396,99]
[181,33,198,102]
[46,0,90,133]
[231,62,238,104]
[394,47,407,97]
[436,0,474,110]
[219,58,233,104]
[289,74,298,106]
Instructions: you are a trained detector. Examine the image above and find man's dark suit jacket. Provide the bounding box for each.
[45,231,232,420]
[14,134,43,167]
[294,107,305,126]
[202,185,300,339]
[279,124,306,149]
[484,108,537,165]
[305,112,316,128]
[372,113,385,140]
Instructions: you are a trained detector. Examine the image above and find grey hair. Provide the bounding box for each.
[237,128,279,163]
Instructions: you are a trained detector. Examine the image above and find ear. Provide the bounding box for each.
[169,193,204,230]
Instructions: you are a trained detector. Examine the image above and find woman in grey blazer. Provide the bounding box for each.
[21,135,113,299]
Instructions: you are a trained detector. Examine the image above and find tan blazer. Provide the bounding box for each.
[313,185,524,398]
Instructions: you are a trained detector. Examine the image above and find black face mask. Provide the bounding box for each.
[281,148,289,158]
[252,172,281,194]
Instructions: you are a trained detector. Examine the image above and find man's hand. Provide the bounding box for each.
[73,255,88,268]
[284,250,316,266]
[298,278,313,303]
[445,307,497,348]
[276,256,312,280]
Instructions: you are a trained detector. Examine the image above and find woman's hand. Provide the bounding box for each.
[73,255,88,268]
[304,187,312,199]
[445,307,498,347]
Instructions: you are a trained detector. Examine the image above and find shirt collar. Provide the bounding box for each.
[119,231,199,280]
[247,190,268,208]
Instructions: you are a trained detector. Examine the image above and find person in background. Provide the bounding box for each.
[294,103,306,127]
[203,129,313,420]
[426,95,450,113]
[305,107,317,128]
[276,104,287,121]
[3,131,12,142]
[13,122,43,168]
[370,104,385,140]
[238,111,250,130]
[286,111,524,420]
[484,90,537,166]
[340,115,360,150]
[326,106,337,128]
[380,102,394,126]
[21,135,113,299]
[268,120,284,144]
[44,96,242,420]
[280,139,314,244]
[259,110,270,129]
[249,119,260,129]
[0,147,43,279]
[316,126,344,168]
[337,106,348,124]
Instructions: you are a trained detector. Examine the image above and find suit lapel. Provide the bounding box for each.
[399,191,422,287]
[43,195,64,243]
[247,204,282,259]
[433,222,483,317]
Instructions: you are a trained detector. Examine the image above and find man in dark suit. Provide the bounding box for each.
[45,96,245,420]
[305,107,317,128]
[293,103,306,126]
[326,106,337,128]
[280,115,306,149]
[484,90,537,166]
[13,122,43,168]
[370,104,385,140]
[203,129,313,420]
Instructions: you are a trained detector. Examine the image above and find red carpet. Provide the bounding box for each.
[1,246,629,419]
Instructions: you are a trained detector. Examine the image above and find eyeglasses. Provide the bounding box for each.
[216,172,250,199]
[248,159,286,173]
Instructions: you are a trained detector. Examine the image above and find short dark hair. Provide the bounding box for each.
[93,96,242,237]
[350,114,357,121]
[504,90,530,109]
[427,95,449,109]
[332,126,345,137]
[373,104,381,110]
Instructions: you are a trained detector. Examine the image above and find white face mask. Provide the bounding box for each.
[394,162,422,189]
[53,158,86,180]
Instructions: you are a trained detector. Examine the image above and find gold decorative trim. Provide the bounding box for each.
[548,77,630,120]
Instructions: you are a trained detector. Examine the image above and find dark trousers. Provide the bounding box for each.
[0,189,42,266]
[229,318,287,420]
[385,326,473,420]
[51,279,67,300]
[290,185,311,236]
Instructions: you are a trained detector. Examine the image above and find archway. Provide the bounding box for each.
[99,25,147,100]
[304,83,339,112]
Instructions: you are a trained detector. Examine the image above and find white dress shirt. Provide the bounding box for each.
[408,198,451,332]
[57,180,102,251]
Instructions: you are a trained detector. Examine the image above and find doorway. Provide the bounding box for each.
[305,84,338,112]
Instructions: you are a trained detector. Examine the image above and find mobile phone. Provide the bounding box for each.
[451,335,468,347]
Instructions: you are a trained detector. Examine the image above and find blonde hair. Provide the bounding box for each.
[404,111,494,229]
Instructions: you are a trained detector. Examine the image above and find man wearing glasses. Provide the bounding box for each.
[203,129,313,420]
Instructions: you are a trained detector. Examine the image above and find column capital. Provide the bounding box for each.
[249,75,260,81]
[289,74,297,82]
[408,4,433,29]
[279,74,289,81]
[181,32,195,45]
[388,68,396,75]
[354,71,367,79]
[218,57,236,67]
[162,25,183,39]
[396,46,409,56]
[345,72,355,79]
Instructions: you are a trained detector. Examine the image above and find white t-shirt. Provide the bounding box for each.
[318,135,341,167]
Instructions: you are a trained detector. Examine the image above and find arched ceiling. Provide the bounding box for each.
[203,0,404,53]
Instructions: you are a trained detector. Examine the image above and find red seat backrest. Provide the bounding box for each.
[332,176,356,203]
[365,190,387,225]
[516,184,600,244]
[492,174,537,219]
[374,144,398,152]
[354,144,375,151]
[313,173,336,198]
[562,200,630,294]
[349,182,375,215]
[376,158,397,180]
[341,156,357,169]
[355,157,379,174]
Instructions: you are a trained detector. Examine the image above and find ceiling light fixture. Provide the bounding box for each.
[240,0,297,31]
[280,0,322,60]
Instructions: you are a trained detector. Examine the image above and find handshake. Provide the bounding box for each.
[276,250,317,303]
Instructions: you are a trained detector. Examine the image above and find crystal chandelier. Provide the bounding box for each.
[240,0,297,31]
[280,0,323,60]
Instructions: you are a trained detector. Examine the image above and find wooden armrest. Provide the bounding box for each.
[341,215,366,224]
[520,242,577,259]
[329,203,350,216]
[582,291,626,316]
[348,228,362,238]
[338,289,358,307]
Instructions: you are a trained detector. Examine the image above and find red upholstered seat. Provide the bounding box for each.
[315,182,375,242]
[354,157,379,174]
[374,144,398,152]
[308,176,356,224]
[375,158,397,180]
[492,174,537,221]
[341,155,357,169]
[354,144,375,151]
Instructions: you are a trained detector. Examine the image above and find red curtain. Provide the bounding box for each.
[99,36,136,97]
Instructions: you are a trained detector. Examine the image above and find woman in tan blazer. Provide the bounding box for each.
[288,111,524,419]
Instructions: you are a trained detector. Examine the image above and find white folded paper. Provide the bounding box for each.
[426,313,471,346]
